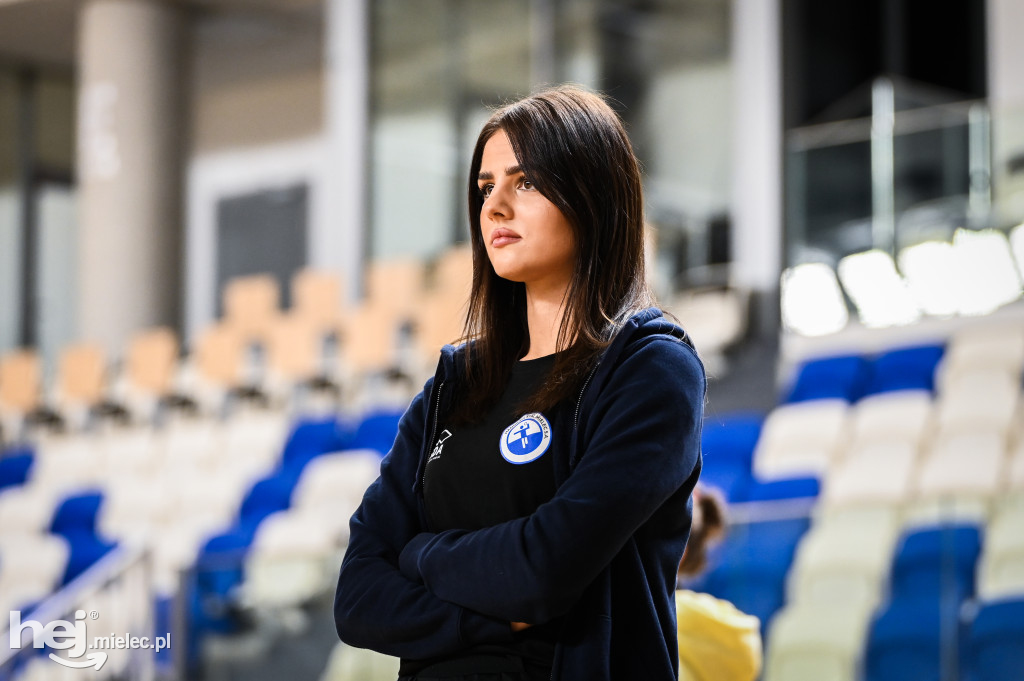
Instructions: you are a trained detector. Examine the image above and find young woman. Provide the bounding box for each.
[334,85,706,681]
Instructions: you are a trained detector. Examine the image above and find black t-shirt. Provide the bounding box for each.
[400,353,563,679]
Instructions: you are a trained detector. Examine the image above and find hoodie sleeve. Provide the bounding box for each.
[398,337,706,624]
[334,377,515,658]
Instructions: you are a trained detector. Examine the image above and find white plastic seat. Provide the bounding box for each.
[753,399,850,480]
[244,509,341,607]
[294,450,382,510]
[0,533,69,592]
[765,600,874,681]
[978,505,1024,600]
[172,470,247,532]
[916,431,1005,501]
[1007,442,1024,492]
[823,442,917,508]
[937,324,1024,389]
[224,409,290,462]
[0,484,64,536]
[848,390,933,450]
[788,507,901,608]
[161,417,224,470]
[320,641,400,681]
[98,426,162,478]
[97,480,174,544]
[933,371,1020,440]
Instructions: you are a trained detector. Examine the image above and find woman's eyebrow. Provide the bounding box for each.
[477,165,524,182]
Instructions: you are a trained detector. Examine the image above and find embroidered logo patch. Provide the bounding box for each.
[499,413,551,464]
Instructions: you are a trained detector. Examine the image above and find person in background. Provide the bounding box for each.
[334,85,706,681]
[675,485,763,681]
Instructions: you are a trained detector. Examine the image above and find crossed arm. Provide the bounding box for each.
[334,339,705,657]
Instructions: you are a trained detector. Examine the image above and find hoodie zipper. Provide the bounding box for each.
[574,362,600,431]
[422,379,445,491]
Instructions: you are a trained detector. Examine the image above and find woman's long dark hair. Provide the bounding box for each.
[448,84,655,424]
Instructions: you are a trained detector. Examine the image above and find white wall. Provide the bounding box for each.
[185,137,335,344]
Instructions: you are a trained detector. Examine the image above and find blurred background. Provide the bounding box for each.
[0,0,1023,679]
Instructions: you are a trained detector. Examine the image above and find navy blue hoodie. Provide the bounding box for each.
[334,307,706,680]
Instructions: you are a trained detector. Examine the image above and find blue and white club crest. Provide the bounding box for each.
[500,412,552,464]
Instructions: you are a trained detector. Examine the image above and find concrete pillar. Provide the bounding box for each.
[987,0,1024,222]
[77,0,183,354]
[324,0,369,300]
[731,0,783,336]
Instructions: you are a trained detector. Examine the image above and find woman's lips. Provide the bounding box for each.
[490,228,521,247]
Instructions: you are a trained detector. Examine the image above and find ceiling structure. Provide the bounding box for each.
[0,0,321,70]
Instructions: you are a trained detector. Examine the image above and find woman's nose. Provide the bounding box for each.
[484,184,512,221]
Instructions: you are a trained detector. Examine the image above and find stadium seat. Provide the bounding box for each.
[0,533,69,593]
[847,390,933,450]
[0,486,63,537]
[788,507,901,608]
[292,450,382,516]
[889,524,982,603]
[864,596,963,681]
[280,417,349,471]
[938,324,1024,390]
[350,409,404,456]
[823,441,917,508]
[753,399,849,480]
[699,413,762,501]
[966,598,1024,681]
[60,530,117,584]
[978,505,1024,600]
[862,345,944,396]
[291,268,346,335]
[783,354,870,403]
[0,451,34,492]
[223,274,281,343]
[745,476,819,501]
[933,371,1019,440]
[696,518,811,631]
[765,599,874,681]
[49,490,105,538]
[243,508,340,608]
[915,432,1004,504]
[320,641,400,681]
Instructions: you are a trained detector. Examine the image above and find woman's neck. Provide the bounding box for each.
[521,283,569,360]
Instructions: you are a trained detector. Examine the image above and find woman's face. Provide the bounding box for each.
[477,129,576,295]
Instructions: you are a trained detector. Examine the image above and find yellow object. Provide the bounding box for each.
[676,589,763,681]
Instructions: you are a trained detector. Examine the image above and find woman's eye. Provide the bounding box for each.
[521,179,534,191]
[479,184,493,199]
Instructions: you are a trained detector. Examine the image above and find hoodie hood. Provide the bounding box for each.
[435,306,695,387]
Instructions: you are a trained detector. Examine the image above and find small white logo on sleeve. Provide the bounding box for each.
[499,413,551,464]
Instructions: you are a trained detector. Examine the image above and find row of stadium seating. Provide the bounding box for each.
[691,317,1024,681]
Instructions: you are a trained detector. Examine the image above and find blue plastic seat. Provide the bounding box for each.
[744,476,819,501]
[0,452,34,492]
[236,472,297,535]
[280,417,349,470]
[49,491,104,538]
[967,598,1024,681]
[891,524,982,603]
[60,530,116,585]
[700,413,763,501]
[350,409,405,455]
[865,596,964,681]
[784,354,870,403]
[701,413,763,467]
[863,344,945,396]
[692,518,810,633]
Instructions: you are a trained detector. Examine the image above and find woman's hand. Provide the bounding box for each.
[511,621,532,632]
